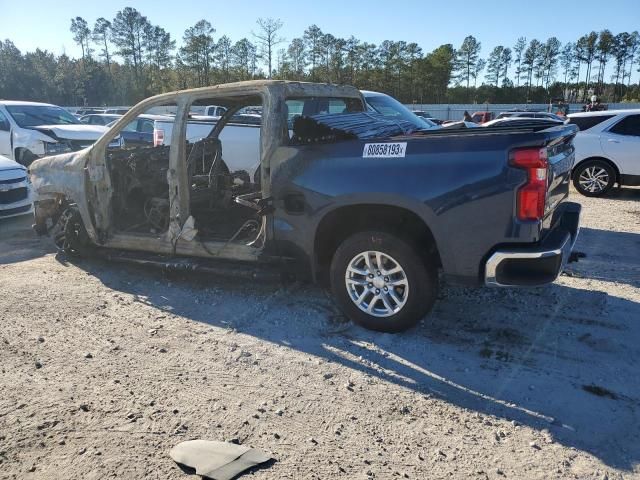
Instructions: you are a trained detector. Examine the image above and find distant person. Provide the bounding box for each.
[463,111,473,122]
[585,95,605,112]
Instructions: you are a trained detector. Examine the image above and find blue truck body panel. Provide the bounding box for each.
[270,123,578,285]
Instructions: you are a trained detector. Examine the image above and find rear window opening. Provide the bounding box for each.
[609,114,640,136]
[285,96,363,129]
[569,115,614,131]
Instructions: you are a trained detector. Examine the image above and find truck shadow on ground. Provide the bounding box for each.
[570,227,640,288]
[0,215,55,264]
[73,230,640,471]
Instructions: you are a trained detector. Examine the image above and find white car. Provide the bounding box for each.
[202,105,228,117]
[0,101,122,166]
[0,154,32,219]
[568,109,640,196]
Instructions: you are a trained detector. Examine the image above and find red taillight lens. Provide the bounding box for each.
[153,128,164,147]
[510,148,548,221]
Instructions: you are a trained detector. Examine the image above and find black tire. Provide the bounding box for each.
[329,231,438,333]
[53,208,93,257]
[573,159,616,197]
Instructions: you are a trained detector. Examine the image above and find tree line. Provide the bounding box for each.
[0,6,639,107]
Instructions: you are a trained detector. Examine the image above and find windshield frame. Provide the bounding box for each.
[5,104,80,128]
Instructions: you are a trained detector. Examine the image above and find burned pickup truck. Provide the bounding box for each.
[30,81,580,332]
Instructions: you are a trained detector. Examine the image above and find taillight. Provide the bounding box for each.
[510,147,548,221]
[153,128,164,147]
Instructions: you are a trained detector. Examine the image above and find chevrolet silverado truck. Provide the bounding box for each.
[0,101,122,166]
[29,81,581,333]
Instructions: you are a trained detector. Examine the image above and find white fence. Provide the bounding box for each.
[404,103,640,121]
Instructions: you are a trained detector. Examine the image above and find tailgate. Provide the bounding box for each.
[544,126,577,217]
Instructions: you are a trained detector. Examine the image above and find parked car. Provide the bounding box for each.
[30,80,581,333]
[202,105,228,117]
[114,114,173,147]
[568,109,640,196]
[79,114,123,126]
[0,101,122,166]
[74,108,106,116]
[104,108,130,115]
[0,154,32,219]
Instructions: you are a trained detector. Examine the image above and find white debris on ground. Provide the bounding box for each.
[0,188,638,479]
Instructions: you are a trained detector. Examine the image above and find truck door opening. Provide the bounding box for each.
[106,103,177,235]
[185,97,264,245]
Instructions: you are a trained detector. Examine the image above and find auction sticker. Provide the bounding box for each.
[363,142,407,158]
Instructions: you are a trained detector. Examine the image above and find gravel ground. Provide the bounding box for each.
[0,187,639,480]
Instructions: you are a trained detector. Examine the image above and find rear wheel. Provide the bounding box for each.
[573,159,616,197]
[330,231,438,333]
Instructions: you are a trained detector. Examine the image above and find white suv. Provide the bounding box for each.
[0,101,121,166]
[568,109,640,196]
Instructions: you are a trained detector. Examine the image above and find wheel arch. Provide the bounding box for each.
[572,156,620,183]
[33,191,97,244]
[14,147,32,164]
[313,203,442,285]
[33,193,75,233]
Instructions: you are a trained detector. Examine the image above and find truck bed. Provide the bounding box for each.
[273,120,579,285]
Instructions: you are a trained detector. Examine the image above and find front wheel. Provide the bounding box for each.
[573,160,616,197]
[330,231,438,333]
[53,208,92,257]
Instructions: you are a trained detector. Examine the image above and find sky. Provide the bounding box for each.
[1,0,639,79]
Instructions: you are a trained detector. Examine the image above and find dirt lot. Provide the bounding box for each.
[1,187,639,480]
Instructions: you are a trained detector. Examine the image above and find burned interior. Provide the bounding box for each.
[107,95,265,247]
[31,81,368,264]
[109,144,171,234]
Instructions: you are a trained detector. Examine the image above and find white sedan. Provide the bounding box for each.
[0,154,33,219]
[568,109,640,196]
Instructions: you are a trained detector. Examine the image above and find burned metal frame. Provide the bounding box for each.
[31,80,363,261]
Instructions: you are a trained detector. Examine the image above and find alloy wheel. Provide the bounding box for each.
[578,166,610,193]
[344,250,409,318]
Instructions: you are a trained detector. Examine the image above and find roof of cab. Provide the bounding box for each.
[144,80,362,103]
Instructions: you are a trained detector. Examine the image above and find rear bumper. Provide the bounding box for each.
[485,202,581,287]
